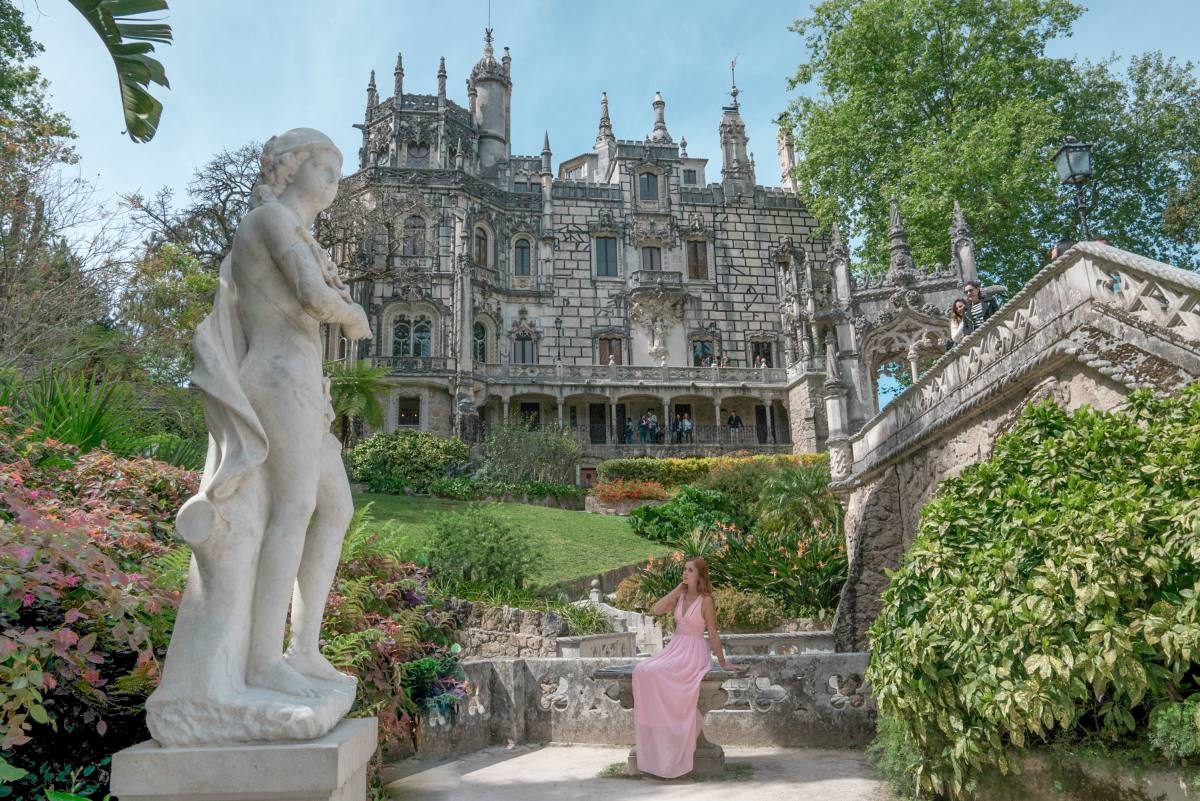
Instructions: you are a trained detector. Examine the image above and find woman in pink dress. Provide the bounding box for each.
[632,557,736,778]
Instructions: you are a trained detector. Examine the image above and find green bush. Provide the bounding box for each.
[1149,696,1200,762]
[865,716,923,801]
[426,477,584,503]
[346,430,468,494]
[710,586,783,632]
[696,457,788,515]
[628,486,744,542]
[480,422,583,485]
[868,386,1200,799]
[425,505,534,590]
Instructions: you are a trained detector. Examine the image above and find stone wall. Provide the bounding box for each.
[412,652,874,759]
[448,601,566,658]
[834,244,1200,651]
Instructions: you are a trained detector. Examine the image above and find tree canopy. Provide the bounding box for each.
[783,0,1200,287]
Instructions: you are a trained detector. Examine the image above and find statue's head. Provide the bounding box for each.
[250,128,343,209]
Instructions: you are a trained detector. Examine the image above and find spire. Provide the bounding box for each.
[484,26,494,57]
[366,69,377,109]
[393,52,404,100]
[829,221,848,262]
[888,197,916,279]
[540,131,552,174]
[719,78,754,194]
[596,91,614,145]
[437,56,447,98]
[828,220,853,305]
[680,136,688,157]
[649,91,673,144]
[950,199,978,283]
[470,26,509,86]
[502,46,511,78]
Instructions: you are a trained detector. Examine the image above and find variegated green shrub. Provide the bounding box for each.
[868,384,1200,799]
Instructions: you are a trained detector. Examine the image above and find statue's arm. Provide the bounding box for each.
[258,209,371,338]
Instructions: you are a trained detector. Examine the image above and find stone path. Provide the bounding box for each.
[385,743,897,801]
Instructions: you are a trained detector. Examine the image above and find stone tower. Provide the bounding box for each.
[469,28,512,174]
[719,70,756,197]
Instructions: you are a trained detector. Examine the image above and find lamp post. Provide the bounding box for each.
[554,316,563,362]
[1052,136,1094,240]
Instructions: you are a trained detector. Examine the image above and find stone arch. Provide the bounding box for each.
[382,300,444,357]
[856,309,947,413]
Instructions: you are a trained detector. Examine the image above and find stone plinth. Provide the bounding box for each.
[110,717,377,801]
[594,663,738,778]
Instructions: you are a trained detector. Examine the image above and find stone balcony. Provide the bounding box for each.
[478,362,787,387]
[630,269,684,291]
[472,263,553,296]
[371,356,455,375]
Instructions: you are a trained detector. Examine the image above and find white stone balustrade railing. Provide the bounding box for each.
[477,362,787,385]
[700,631,835,656]
[840,243,1200,484]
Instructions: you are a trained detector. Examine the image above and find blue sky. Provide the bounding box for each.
[22,0,1200,208]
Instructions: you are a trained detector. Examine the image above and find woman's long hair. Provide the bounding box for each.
[687,556,713,596]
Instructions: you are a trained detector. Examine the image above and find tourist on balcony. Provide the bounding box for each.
[681,413,694,443]
[964,280,1000,329]
[947,298,971,350]
[638,413,649,444]
[671,413,683,444]
[633,557,736,778]
[624,417,634,444]
[647,410,661,443]
[727,411,743,441]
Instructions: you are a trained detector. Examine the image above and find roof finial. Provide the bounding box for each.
[596,91,614,145]
[730,55,740,108]
[829,220,848,261]
[888,196,916,278]
[484,27,494,57]
[680,136,688,157]
[649,91,673,144]
[542,130,551,153]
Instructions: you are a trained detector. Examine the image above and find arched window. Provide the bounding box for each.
[407,142,430,167]
[638,172,659,200]
[514,334,535,364]
[412,318,431,357]
[474,228,489,266]
[514,180,527,193]
[514,239,531,276]
[473,322,487,363]
[392,319,411,356]
[401,215,426,256]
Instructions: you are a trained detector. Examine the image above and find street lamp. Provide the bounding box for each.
[554,316,563,362]
[1052,136,1094,240]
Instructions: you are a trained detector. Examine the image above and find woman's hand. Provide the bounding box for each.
[717,658,739,673]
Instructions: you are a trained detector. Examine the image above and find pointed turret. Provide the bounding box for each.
[366,69,377,109]
[719,70,755,196]
[393,52,404,101]
[888,197,916,281]
[437,56,447,99]
[596,91,614,146]
[469,28,512,173]
[828,221,852,305]
[949,200,978,283]
[540,131,552,174]
[649,91,673,144]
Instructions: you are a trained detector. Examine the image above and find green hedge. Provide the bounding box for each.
[346,430,468,494]
[597,453,826,488]
[868,386,1200,799]
[426,477,585,502]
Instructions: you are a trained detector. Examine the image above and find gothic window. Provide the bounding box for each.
[473,321,487,363]
[412,318,431,356]
[474,228,489,266]
[514,180,527,193]
[406,142,430,167]
[598,336,623,365]
[392,319,411,356]
[683,169,697,185]
[641,246,661,271]
[691,338,715,367]
[397,397,420,426]
[686,240,708,280]
[514,334,536,364]
[514,239,532,276]
[401,215,426,256]
[596,236,618,277]
[638,172,659,200]
[751,341,773,367]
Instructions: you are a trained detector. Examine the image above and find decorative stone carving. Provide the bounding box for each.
[827,674,866,709]
[145,129,370,747]
[629,291,685,361]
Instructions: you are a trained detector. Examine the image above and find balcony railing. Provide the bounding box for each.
[371,356,454,374]
[631,270,683,290]
[508,424,791,449]
[472,263,554,294]
[479,362,787,385]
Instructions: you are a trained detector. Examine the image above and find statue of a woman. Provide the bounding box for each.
[145,129,372,746]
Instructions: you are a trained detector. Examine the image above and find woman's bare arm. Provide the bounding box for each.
[649,582,686,616]
[702,596,735,671]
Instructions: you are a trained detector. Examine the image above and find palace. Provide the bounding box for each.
[327,29,978,480]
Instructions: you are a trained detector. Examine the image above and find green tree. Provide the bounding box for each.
[325,360,388,447]
[68,0,171,142]
[783,0,1200,288]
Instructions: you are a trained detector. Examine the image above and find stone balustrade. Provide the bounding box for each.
[555,632,637,658]
[706,630,835,655]
[414,653,875,760]
[478,361,786,385]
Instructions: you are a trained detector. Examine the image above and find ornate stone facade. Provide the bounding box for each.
[325,30,982,469]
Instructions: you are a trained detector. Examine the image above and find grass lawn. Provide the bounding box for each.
[353,493,669,589]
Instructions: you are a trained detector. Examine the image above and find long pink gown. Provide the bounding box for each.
[632,592,712,778]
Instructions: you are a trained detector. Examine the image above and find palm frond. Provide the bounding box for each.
[69,0,172,143]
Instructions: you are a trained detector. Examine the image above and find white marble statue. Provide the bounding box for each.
[145,128,372,747]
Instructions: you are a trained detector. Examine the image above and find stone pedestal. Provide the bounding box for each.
[110,717,377,801]
[594,663,736,779]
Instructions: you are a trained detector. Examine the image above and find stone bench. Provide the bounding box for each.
[592,662,742,778]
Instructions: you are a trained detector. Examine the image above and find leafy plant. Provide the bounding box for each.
[480,422,583,485]
[868,386,1200,799]
[325,360,388,448]
[346,430,468,494]
[628,486,743,543]
[1149,696,1200,762]
[598,453,827,488]
[19,372,134,453]
[591,480,668,504]
[424,505,534,591]
[709,586,784,633]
